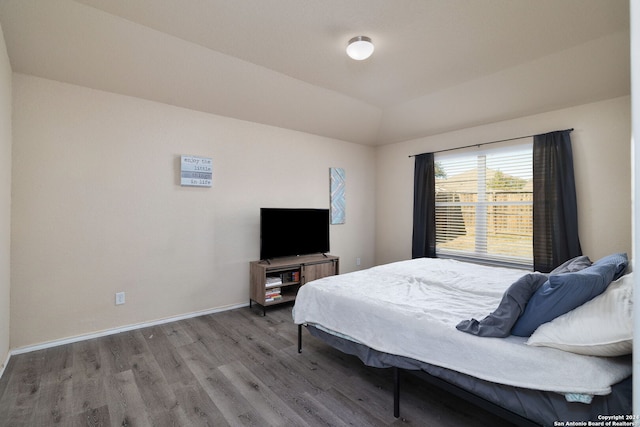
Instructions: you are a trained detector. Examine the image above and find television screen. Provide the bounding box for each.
[260,208,330,260]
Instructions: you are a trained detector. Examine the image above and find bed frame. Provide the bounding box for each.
[297,324,631,426]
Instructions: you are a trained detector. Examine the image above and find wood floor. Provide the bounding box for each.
[0,305,516,426]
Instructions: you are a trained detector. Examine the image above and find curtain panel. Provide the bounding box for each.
[533,130,582,272]
[412,153,436,258]
[411,129,581,270]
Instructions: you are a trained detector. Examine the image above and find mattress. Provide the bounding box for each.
[305,325,632,426]
[292,258,632,397]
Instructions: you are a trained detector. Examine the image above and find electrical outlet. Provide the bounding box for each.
[356,257,361,266]
[115,292,125,305]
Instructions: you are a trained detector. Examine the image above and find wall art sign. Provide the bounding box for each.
[330,167,345,224]
[181,155,212,187]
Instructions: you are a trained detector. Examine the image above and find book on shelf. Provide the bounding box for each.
[265,276,282,288]
[266,282,282,289]
[265,294,283,302]
[265,288,281,298]
[279,270,301,283]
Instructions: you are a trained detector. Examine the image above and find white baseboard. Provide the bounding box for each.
[0,350,9,381]
[10,302,249,356]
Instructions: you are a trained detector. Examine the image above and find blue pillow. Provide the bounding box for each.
[511,253,628,337]
[592,252,628,281]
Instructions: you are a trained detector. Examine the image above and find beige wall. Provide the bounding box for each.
[7,76,632,351]
[0,25,11,369]
[376,96,631,266]
[10,74,376,349]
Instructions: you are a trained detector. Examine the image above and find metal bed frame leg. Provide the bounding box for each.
[394,366,400,418]
[298,324,302,353]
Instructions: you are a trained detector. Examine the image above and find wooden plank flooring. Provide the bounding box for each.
[0,305,516,426]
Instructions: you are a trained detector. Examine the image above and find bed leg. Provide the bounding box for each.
[393,366,400,418]
[297,324,302,353]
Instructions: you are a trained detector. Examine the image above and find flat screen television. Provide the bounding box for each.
[260,208,330,260]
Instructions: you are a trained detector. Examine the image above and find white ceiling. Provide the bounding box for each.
[0,0,630,145]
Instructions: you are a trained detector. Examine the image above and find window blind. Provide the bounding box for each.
[435,143,533,268]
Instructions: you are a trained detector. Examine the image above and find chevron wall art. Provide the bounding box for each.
[330,167,346,224]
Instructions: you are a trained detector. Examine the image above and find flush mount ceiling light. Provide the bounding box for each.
[346,36,374,60]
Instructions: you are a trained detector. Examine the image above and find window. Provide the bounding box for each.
[435,142,533,268]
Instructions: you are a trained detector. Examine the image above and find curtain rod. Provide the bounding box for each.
[408,128,574,158]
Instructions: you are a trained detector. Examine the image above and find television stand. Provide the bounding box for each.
[249,254,339,316]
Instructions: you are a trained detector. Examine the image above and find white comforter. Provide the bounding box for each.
[292,258,631,396]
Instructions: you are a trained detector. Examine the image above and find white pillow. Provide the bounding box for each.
[526,273,633,356]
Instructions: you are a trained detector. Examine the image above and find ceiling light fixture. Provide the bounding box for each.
[346,36,374,60]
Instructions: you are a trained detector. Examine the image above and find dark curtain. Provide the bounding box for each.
[533,130,582,272]
[412,153,436,258]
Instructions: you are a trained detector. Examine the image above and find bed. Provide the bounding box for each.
[292,256,633,426]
